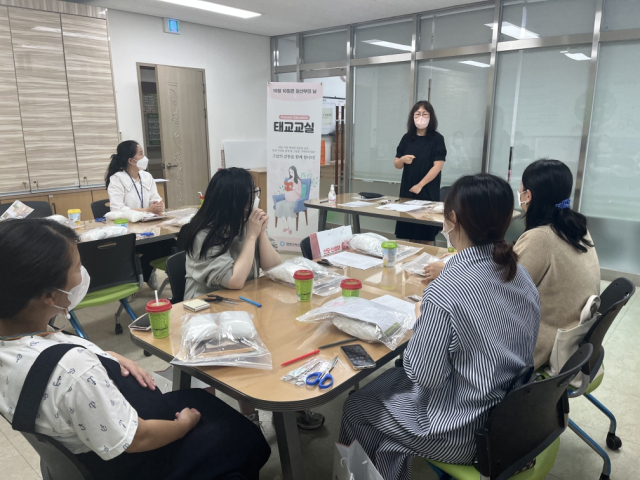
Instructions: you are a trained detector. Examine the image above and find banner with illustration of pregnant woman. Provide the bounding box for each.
[267,82,322,251]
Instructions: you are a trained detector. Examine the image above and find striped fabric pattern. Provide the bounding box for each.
[339,244,541,480]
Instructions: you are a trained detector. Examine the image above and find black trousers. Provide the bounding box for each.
[136,239,176,282]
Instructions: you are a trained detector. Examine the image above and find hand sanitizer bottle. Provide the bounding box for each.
[328,185,336,206]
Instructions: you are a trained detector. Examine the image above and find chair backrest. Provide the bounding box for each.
[21,431,94,480]
[301,178,312,200]
[583,277,636,374]
[90,199,110,219]
[26,201,53,218]
[77,234,139,293]
[475,344,592,480]
[300,236,312,260]
[166,251,187,304]
[440,186,450,202]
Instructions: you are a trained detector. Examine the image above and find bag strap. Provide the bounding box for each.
[12,343,84,433]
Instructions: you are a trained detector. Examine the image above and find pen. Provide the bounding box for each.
[239,296,262,308]
[318,337,358,349]
[281,349,320,366]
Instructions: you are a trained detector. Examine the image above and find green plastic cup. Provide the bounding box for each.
[294,270,314,302]
[146,299,172,339]
[341,278,362,297]
[114,218,129,229]
[381,241,398,267]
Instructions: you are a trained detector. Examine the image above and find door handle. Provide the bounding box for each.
[166,163,177,169]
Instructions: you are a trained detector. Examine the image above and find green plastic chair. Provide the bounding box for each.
[69,234,142,337]
[149,256,170,296]
[425,344,593,480]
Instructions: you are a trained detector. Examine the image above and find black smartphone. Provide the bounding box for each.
[341,344,376,370]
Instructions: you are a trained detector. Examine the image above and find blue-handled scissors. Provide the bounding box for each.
[306,356,339,389]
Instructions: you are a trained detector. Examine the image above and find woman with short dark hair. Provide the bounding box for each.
[393,100,447,244]
[0,219,270,480]
[515,159,600,368]
[339,174,540,480]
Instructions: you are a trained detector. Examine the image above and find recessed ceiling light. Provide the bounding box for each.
[563,52,591,61]
[362,39,412,52]
[459,60,490,68]
[485,21,539,40]
[158,0,261,19]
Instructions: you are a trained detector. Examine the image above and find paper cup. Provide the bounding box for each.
[381,241,398,267]
[146,299,172,339]
[340,278,362,297]
[293,270,314,302]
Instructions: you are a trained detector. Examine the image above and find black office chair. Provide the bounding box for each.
[427,344,593,480]
[300,236,313,260]
[439,186,451,202]
[0,201,52,218]
[69,234,142,337]
[90,199,110,219]
[166,251,187,304]
[564,277,636,480]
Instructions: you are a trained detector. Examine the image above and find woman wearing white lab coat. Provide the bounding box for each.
[105,141,173,289]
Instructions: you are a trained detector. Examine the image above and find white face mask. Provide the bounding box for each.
[414,117,430,130]
[55,266,90,319]
[518,190,529,208]
[253,196,260,210]
[441,219,455,250]
[135,156,149,171]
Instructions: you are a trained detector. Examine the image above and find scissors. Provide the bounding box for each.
[204,294,238,305]
[306,356,339,389]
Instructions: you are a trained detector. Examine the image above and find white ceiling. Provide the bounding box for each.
[78,0,487,36]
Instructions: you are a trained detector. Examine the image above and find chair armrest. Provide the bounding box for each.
[272,194,285,208]
[294,198,308,213]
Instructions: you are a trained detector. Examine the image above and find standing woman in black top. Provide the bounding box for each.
[394,101,447,243]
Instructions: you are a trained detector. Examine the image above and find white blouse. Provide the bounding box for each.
[107,171,162,212]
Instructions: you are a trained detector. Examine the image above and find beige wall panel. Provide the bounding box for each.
[48,190,93,218]
[57,1,105,19]
[0,6,30,194]
[61,14,117,186]
[0,0,58,12]
[9,7,79,190]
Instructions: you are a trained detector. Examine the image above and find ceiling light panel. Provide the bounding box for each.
[158,0,261,19]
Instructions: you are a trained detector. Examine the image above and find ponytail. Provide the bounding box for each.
[493,240,519,282]
[551,208,593,253]
[105,140,139,187]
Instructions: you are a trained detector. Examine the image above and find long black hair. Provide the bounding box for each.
[182,168,256,260]
[105,140,139,187]
[444,174,519,282]
[0,219,79,319]
[406,100,438,137]
[522,159,593,253]
[288,165,300,184]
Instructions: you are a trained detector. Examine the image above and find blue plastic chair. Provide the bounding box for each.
[273,177,312,231]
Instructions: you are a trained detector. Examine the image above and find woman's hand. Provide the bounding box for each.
[147,201,164,215]
[107,351,156,390]
[409,183,424,195]
[421,261,446,284]
[247,208,267,240]
[175,408,201,432]
[260,214,269,236]
[401,155,415,165]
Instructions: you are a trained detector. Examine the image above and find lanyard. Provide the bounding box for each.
[127,173,144,208]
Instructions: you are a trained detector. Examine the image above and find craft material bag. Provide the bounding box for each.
[332,441,384,480]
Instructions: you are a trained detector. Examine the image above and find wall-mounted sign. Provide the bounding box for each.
[163,18,180,35]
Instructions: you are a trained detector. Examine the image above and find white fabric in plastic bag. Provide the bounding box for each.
[160,213,195,227]
[105,210,157,223]
[297,297,413,350]
[348,233,421,262]
[264,257,347,296]
[402,252,453,276]
[164,207,198,218]
[172,311,272,370]
[79,226,128,243]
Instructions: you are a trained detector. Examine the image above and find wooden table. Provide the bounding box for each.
[130,242,447,480]
[305,193,444,233]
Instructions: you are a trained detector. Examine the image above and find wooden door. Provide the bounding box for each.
[61,14,118,186]
[0,7,29,195]
[48,191,94,220]
[156,66,209,207]
[9,8,79,191]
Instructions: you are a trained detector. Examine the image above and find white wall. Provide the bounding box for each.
[107,9,270,171]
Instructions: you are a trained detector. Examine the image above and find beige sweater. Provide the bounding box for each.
[514,225,600,369]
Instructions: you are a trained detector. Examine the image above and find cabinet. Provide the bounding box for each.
[48,191,94,220]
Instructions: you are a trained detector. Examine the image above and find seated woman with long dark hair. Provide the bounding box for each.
[339,174,541,480]
[0,219,270,480]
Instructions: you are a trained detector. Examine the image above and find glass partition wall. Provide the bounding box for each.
[271,0,640,278]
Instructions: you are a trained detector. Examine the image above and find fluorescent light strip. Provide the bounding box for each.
[362,39,412,52]
[564,52,591,61]
[459,60,490,68]
[158,0,261,18]
[485,21,539,40]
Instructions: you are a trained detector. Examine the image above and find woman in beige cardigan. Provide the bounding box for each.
[423,159,600,368]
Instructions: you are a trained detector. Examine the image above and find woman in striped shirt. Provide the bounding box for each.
[338,174,541,480]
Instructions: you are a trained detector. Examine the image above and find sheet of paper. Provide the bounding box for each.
[372,295,417,328]
[325,251,383,270]
[375,204,423,212]
[0,200,34,221]
[338,201,372,208]
[404,200,434,206]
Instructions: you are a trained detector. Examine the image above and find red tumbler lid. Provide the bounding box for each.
[340,279,362,290]
[293,270,314,280]
[146,299,172,313]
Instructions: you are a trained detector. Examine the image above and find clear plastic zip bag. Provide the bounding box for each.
[348,233,421,261]
[172,311,272,370]
[264,257,347,296]
[402,252,453,276]
[296,297,413,350]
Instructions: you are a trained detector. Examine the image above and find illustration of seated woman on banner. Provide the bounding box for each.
[274,166,302,234]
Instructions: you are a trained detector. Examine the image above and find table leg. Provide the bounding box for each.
[352,214,361,234]
[273,411,306,480]
[172,366,191,391]
[318,209,328,231]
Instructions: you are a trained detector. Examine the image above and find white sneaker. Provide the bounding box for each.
[147,270,159,291]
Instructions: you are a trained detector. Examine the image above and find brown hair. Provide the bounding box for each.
[406,100,438,137]
[444,174,519,282]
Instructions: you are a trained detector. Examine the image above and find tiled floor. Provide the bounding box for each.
[2,274,639,479]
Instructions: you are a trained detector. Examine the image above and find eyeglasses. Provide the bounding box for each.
[253,188,261,197]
